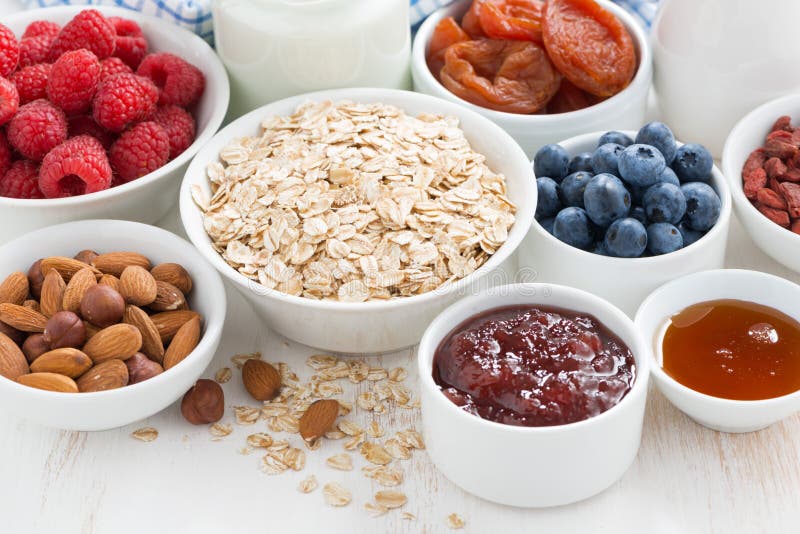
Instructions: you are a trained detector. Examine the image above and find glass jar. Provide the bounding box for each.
[213,0,412,118]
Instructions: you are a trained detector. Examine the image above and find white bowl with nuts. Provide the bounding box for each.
[180,88,536,353]
[0,219,226,431]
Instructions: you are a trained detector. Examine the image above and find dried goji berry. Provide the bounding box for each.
[547,78,593,113]
[764,157,788,180]
[462,0,486,38]
[479,0,544,43]
[771,115,792,132]
[440,39,561,114]
[427,16,470,77]
[743,148,767,177]
[744,167,767,200]
[542,0,636,97]
[781,182,800,218]
[764,136,797,160]
[757,204,790,227]
[757,188,787,210]
[791,219,800,235]
[782,168,800,182]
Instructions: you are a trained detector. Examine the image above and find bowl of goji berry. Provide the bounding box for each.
[722,94,800,273]
[0,6,229,244]
[411,0,652,159]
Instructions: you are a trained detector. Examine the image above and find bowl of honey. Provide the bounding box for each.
[635,269,800,433]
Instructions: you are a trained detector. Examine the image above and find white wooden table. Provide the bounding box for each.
[1,3,799,532]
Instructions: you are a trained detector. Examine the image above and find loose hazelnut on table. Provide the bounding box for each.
[181,379,224,424]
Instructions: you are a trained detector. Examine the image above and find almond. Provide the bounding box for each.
[118,266,158,307]
[40,270,66,318]
[18,372,78,393]
[0,331,29,380]
[0,272,29,305]
[149,280,185,312]
[82,323,142,364]
[150,263,193,294]
[163,316,200,370]
[98,274,121,292]
[61,267,97,313]
[150,310,200,344]
[242,359,281,401]
[92,252,151,277]
[76,359,128,392]
[23,300,40,313]
[30,348,92,378]
[40,256,101,282]
[299,399,340,442]
[0,303,47,332]
[84,321,101,340]
[123,305,165,364]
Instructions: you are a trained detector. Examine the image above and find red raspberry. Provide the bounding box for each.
[137,53,205,107]
[153,105,196,159]
[19,36,53,68]
[48,10,116,61]
[92,72,158,132]
[0,160,44,199]
[11,63,52,104]
[108,17,148,69]
[0,23,20,77]
[68,114,116,149]
[39,135,112,197]
[22,21,60,40]
[99,57,132,82]
[47,49,101,114]
[0,130,12,177]
[109,121,169,182]
[7,99,68,161]
[0,76,20,126]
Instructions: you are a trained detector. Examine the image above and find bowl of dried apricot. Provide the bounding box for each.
[411,0,652,158]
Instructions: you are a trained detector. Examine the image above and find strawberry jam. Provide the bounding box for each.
[433,305,636,427]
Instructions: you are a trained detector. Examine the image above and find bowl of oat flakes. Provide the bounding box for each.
[180,88,536,353]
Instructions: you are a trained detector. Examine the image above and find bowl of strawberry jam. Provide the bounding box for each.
[417,283,649,507]
[636,269,800,433]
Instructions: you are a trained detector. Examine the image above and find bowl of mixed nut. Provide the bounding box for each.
[180,88,536,353]
[0,219,226,431]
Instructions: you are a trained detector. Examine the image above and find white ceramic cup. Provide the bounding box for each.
[635,269,800,433]
[418,283,649,507]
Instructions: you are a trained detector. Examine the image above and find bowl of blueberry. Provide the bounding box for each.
[518,122,732,316]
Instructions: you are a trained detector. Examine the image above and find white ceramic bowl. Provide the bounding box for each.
[722,94,800,273]
[0,6,229,245]
[180,87,536,353]
[518,130,732,317]
[0,220,226,431]
[635,269,800,433]
[417,283,649,507]
[411,0,652,158]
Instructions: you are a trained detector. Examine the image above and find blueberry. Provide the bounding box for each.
[604,218,647,258]
[592,241,610,256]
[583,173,631,226]
[635,121,677,164]
[643,182,686,224]
[598,131,634,148]
[559,171,592,208]
[677,221,704,247]
[553,207,594,249]
[630,205,648,225]
[568,152,594,174]
[618,144,666,188]
[539,216,556,234]
[534,144,569,180]
[535,177,562,219]
[647,223,683,255]
[659,167,680,187]
[672,143,713,183]
[591,143,624,175]
[681,182,721,231]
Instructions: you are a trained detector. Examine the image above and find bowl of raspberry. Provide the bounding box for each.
[722,94,800,273]
[0,7,229,243]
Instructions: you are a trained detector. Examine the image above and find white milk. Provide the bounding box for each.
[213,0,412,118]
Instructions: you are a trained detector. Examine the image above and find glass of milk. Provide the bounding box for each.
[213,0,412,118]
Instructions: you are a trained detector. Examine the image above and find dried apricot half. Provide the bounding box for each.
[479,0,544,43]
[461,0,486,38]
[440,39,561,114]
[547,79,593,114]
[427,16,470,78]
[542,0,636,97]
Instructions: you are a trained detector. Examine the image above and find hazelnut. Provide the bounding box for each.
[74,250,99,265]
[43,311,86,349]
[0,320,25,346]
[22,333,49,363]
[27,259,44,300]
[181,379,224,425]
[80,284,125,327]
[125,352,164,384]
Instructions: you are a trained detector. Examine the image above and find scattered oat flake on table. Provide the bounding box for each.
[234,406,261,425]
[388,367,407,382]
[362,465,404,487]
[260,452,289,475]
[323,482,352,507]
[131,427,158,442]
[375,490,407,509]
[367,420,384,438]
[326,453,353,471]
[397,429,425,449]
[231,352,262,369]
[401,512,416,521]
[447,513,466,529]
[361,442,393,465]
[210,423,233,438]
[384,438,411,460]
[307,354,339,370]
[339,419,365,436]
[246,432,274,448]
[364,502,389,517]
[344,433,366,451]
[298,475,318,494]
[215,367,232,383]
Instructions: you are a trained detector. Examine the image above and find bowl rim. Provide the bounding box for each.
[411,0,653,124]
[416,282,650,434]
[721,93,800,245]
[0,5,229,207]
[527,130,733,263]
[180,87,537,311]
[0,219,227,399]
[635,268,800,408]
